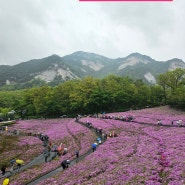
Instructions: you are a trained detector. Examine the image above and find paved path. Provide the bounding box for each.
[0,131,57,180]
[1,119,104,184]
[25,120,103,185]
[0,151,57,179]
[26,148,93,185]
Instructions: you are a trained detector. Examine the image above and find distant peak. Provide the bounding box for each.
[126,52,155,62]
[167,58,184,63]
[43,54,61,60]
[128,52,142,57]
[65,51,110,60]
[72,51,99,56]
[51,54,60,57]
[127,52,147,58]
[71,51,87,56]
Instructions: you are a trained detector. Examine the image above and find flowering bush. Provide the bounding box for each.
[39,106,185,185]
[1,106,185,185]
[0,118,95,185]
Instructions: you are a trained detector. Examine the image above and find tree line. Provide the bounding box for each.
[0,68,185,120]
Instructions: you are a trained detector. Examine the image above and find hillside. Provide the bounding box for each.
[0,51,185,88]
[1,106,185,184]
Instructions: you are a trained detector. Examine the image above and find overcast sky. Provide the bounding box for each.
[0,0,184,66]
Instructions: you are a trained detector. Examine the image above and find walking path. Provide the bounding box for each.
[2,115,184,184]
[24,119,104,185]
[0,129,57,180]
[25,148,93,185]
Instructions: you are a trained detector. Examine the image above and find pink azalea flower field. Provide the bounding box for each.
[1,106,185,185]
[39,106,185,185]
[0,119,96,185]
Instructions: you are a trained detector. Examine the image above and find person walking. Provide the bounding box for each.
[1,165,6,177]
[75,150,79,159]
[61,160,70,170]
[74,150,79,162]
[16,159,24,172]
[17,163,21,172]
[157,119,162,126]
[92,143,97,152]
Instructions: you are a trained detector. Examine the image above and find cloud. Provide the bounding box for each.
[0,0,184,65]
[99,1,185,60]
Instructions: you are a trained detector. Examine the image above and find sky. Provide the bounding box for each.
[0,0,185,66]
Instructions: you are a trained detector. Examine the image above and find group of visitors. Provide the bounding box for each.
[85,120,118,140]
[91,131,115,151]
[100,114,135,122]
[157,119,162,126]
[174,119,184,127]
[1,126,74,184]
[37,133,51,163]
[1,158,24,185]
[95,113,185,128]
[39,132,69,163]
[1,159,23,175]
[157,119,184,127]
[1,114,116,183]
[56,145,68,156]
[77,118,119,154]
[85,121,92,128]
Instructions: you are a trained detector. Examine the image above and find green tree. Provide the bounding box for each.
[52,80,78,116]
[33,86,52,117]
[157,73,169,104]
[169,87,185,109]
[166,68,185,93]
[157,68,185,105]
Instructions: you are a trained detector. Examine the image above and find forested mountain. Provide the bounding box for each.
[0,51,185,88]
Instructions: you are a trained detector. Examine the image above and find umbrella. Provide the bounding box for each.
[3,178,9,185]
[92,143,97,148]
[96,137,101,141]
[16,159,24,164]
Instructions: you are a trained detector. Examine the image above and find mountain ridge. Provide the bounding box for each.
[0,51,185,87]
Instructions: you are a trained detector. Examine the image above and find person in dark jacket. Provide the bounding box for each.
[61,160,70,170]
[75,150,79,158]
[1,165,6,176]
